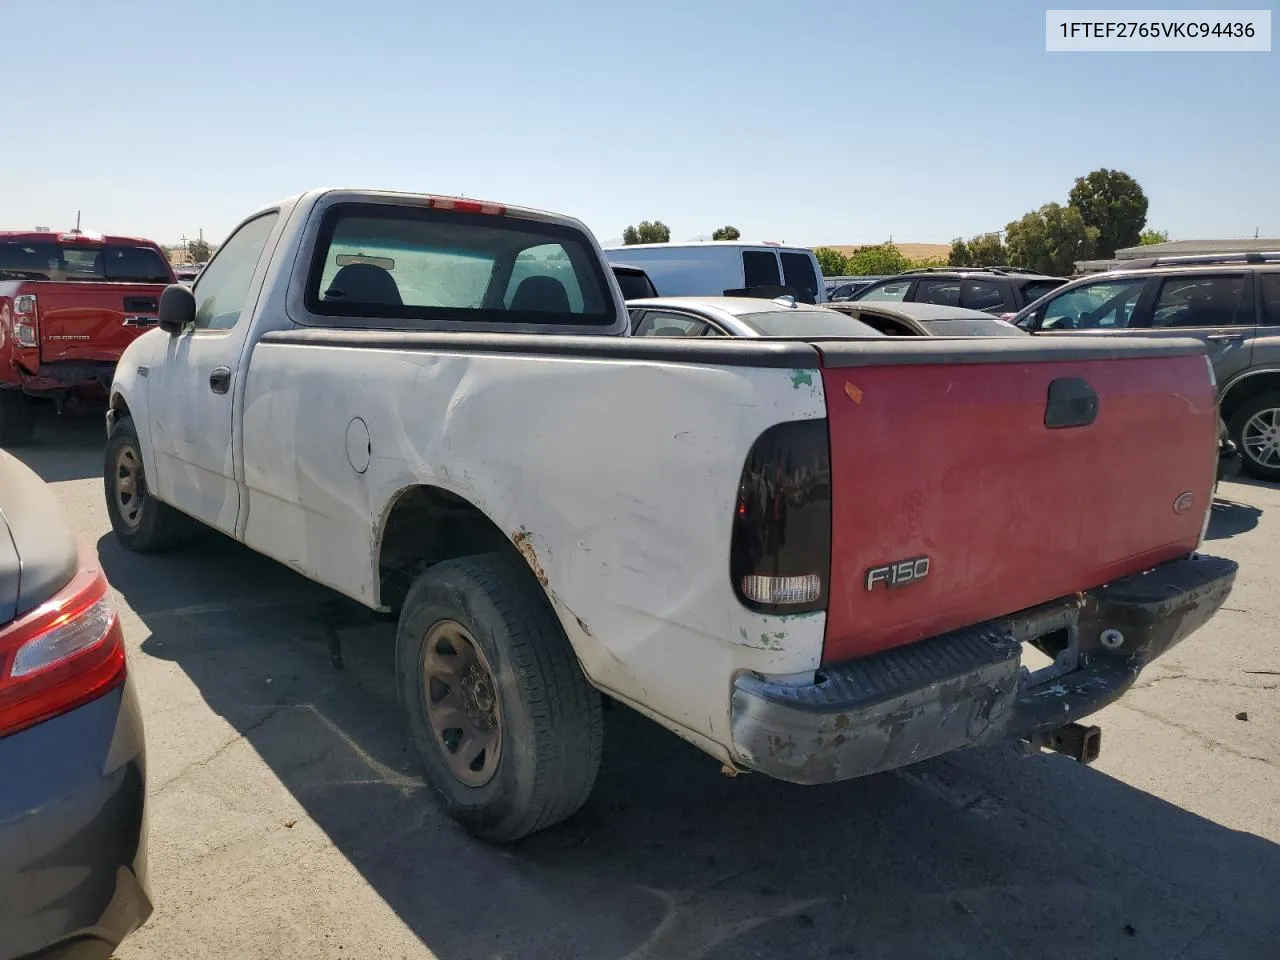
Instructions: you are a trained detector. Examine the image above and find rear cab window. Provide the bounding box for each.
[0,239,171,283]
[305,203,616,327]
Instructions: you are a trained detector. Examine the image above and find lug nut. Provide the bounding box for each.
[1100,628,1125,650]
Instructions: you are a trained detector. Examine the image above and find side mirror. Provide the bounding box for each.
[158,283,196,335]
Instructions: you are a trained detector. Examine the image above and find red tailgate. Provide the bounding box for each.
[817,341,1216,665]
[38,282,163,363]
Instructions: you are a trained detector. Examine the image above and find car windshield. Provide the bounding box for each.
[919,317,1028,336]
[736,308,885,338]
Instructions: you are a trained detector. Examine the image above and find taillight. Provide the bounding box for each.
[729,419,832,614]
[0,552,126,739]
[13,294,38,348]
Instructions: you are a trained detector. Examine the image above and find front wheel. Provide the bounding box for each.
[104,417,191,551]
[395,552,603,843]
[1228,391,1280,483]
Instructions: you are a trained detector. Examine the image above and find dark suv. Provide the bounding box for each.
[1011,252,1280,481]
[850,266,1067,316]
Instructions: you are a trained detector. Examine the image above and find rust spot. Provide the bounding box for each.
[511,527,549,587]
[845,381,863,404]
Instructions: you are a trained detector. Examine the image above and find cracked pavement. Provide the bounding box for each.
[13,414,1280,960]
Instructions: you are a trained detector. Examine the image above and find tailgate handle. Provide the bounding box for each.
[123,296,159,312]
[1044,377,1098,429]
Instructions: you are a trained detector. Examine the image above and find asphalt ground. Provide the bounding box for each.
[13,411,1278,960]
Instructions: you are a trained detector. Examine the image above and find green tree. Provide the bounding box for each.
[1067,168,1148,257]
[711,225,741,241]
[187,238,211,263]
[622,220,670,244]
[846,242,910,276]
[814,247,849,276]
[1005,203,1098,276]
[1139,228,1170,246]
[949,232,1005,267]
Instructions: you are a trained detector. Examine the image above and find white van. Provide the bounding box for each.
[602,242,827,303]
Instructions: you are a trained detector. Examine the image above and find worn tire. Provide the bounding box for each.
[395,552,603,843]
[104,416,191,551]
[0,392,35,447]
[1228,391,1280,483]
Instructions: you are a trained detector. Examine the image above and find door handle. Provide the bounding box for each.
[209,366,231,394]
[1206,333,1245,342]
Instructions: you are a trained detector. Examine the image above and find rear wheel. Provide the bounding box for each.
[104,416,191,551]
[395,552,603,842]
[0,392,35,447]
[1229,391,1280,483]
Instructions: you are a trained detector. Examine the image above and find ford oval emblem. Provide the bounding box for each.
[1173,492,1196,516]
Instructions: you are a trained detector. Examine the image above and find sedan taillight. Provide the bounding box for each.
[0,550,126,739]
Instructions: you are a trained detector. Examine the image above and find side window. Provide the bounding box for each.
[915,279,961,307]
[1149,275,1248,328]
[742,251,781,289]
[1261,274,1280,325]
[1038,278,1147,331]
[780,252,819,304]
[192,213,278,330]
[505,243,585,312]
[963,279,1010,312]
[857,278,911,302]
[632,310,722,337]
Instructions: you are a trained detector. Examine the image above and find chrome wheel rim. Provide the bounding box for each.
[114,445,146,530]
[1241,408,1280,469]
[420,620,502,787]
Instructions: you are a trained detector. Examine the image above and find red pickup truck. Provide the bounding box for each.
[0,230,175,445]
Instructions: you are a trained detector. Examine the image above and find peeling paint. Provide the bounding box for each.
[789,369,813,390]
[511,526,549,587]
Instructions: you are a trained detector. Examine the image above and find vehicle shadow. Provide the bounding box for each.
[7,408,105,483]
[1206,497,1263,540]
[100,534,1280,960]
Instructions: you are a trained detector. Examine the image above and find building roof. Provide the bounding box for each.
[1114,238,1280,259]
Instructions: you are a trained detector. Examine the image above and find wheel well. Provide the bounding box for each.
[108,393,132,425]
[376,485,518,612]
[1221,372,1280,424]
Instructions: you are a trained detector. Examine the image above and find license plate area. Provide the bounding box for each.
[999,597,1082,687]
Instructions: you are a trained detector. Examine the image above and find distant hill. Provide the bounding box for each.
[821,243,952,261]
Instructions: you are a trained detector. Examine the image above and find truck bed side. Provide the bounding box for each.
[239,332,832,756]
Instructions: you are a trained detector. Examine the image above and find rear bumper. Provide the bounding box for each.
[730,553,1237,785]
[3,362,117,400]
[0,679,150,960]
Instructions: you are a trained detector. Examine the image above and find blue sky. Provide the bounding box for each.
[4,0,1276,247]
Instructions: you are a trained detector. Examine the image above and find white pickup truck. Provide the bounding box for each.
[104,189,1237,842]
